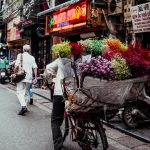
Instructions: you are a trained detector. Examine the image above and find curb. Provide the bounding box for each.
[103,121,150,143]
[9,82,52,101]
[33,92,51,101]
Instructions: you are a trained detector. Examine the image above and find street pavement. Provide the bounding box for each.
[0,84,81,150]
[0,85,52,150]
[1,83,150,150]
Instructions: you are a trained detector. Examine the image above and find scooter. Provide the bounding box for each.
[0,68,6,84]
[0,54,8,84]
[122,84,150,128]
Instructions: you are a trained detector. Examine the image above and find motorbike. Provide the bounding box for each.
[101,83,150,128]
[122,84,150,128]
[0,68,6,84]
[0,55,9,84]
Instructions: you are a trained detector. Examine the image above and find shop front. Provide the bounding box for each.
[45,0,107,44]
[7,16,30,62]
[17,0,51,69]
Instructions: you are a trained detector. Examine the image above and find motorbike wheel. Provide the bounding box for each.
[123,106,139,128]
[1,78,5,84]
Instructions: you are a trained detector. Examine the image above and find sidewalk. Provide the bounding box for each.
[4,83,150,150]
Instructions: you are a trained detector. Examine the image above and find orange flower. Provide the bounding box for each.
[105,39,121,52]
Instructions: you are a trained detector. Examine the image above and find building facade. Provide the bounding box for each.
[2,0,52,70]
[1,0,150,65]
[0,0,7,57]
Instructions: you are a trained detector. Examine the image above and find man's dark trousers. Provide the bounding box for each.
[51,95,65,150]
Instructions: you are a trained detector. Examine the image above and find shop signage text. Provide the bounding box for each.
[46,0,86,34]
[131,2,150,33]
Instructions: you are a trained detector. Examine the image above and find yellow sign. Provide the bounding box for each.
[10,28,16,41]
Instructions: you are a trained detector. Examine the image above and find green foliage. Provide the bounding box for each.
[92,39,106,56]
[111,57,131,80]
[52,41,71,58]
[78,39,105,56]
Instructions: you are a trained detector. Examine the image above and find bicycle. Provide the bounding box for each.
[61,79,109,150]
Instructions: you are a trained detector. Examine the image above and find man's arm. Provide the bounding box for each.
[46,60,58,75]
[32,57,38,83]
[33,67,38,79]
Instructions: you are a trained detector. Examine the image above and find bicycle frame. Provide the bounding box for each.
[63,109,109,149]
[64,110,78,141]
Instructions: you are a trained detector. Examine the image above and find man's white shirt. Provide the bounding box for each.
[15,52,37,83]
[46,58,73,96]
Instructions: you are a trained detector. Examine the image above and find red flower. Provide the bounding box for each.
[122,48,150,77]
[70,42,83,55]
[102,47,122,60]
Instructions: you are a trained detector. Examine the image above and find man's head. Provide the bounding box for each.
[23,44,31,53]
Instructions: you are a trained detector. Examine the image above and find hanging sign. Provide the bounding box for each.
[131,2,150,33]
[45,0,87,35]
[45,0,106,35]
[7,16,21,42]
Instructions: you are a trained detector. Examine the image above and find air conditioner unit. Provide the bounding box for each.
[108,0,123,15]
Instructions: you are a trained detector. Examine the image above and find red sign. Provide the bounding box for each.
[45,0,86,35]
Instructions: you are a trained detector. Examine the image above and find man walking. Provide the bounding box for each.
[14,45,38,115]
[45,57,73,149]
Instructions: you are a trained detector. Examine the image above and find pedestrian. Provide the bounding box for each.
[45,49,73,150]
[14,44,38,115]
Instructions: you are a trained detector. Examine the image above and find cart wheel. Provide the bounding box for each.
[123,106,139,128]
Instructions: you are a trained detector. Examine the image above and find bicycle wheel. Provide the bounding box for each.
[77,120,108,150]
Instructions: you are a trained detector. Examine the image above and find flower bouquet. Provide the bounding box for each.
[64,38,150,113]
[52,41,71,58]
[52,38,150,112]
[78,39,105,56]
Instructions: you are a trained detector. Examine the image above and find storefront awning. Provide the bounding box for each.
[8,39,29,47]
[37,0,80,17]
